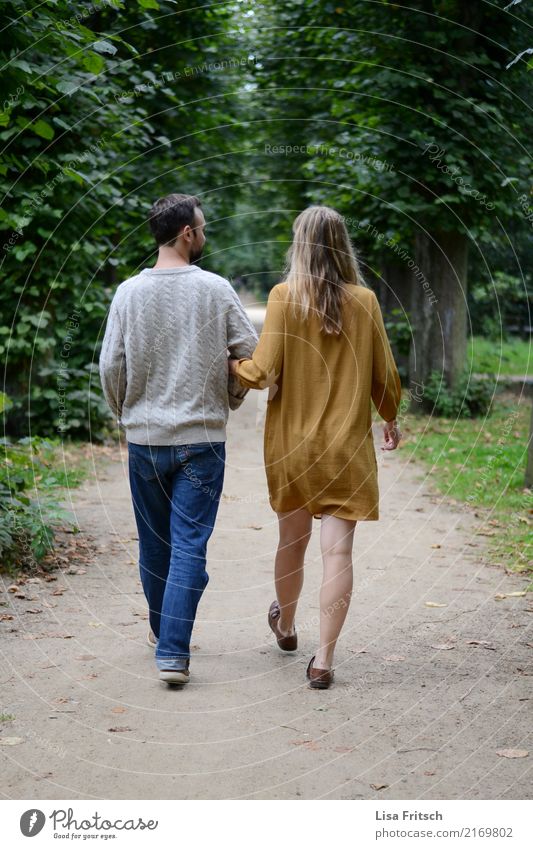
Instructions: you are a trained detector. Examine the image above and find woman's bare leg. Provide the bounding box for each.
[314,514,357,669]
[275,508,313,636]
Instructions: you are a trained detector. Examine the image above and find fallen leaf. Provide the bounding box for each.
[370,783,388,791]
[108,726,132,733]
[14,592,26,599]
[25,608,43,615]
[333,746,353,753]
[430,544,442,549]
[111,707,127,714]
[496,749,529,759]
[7,585,18,593]
[302,741,321,750]
[495,592,527,601]
[423,770,436,776]
[246,525,263,530]
[52,587,67,596]
[0,614,14,621]
[382,654,405,662]
[425,602,447,608]
[0,737,23,746]
[75,654,96,661]
[467,640,496,650]
[430,643,455,651]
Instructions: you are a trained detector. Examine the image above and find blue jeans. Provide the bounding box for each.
[127,441,225,670]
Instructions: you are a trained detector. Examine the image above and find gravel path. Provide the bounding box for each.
[1,395,531,800]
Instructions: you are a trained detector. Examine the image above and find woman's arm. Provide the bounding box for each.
[370,291,402,422]
[229,285,285,390]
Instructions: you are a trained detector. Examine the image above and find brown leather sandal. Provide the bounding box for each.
[306,656,334,689]
[268,600,297,652]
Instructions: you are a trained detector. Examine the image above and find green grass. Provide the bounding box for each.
[468,336,531,377]
[0,437,96,573]
[402,392,532,576]
[28,438,93,493]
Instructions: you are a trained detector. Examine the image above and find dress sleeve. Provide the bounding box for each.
[233,286,285,390]
[370,291,402,421]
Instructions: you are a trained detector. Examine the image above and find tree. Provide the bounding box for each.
[248,0,533,400]
[0,0,251,438]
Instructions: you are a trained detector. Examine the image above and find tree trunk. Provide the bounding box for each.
[379,260,414,316]
[408,230,469,410]
[376,259,415,379]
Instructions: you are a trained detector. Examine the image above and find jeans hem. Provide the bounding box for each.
[156,657,190,671]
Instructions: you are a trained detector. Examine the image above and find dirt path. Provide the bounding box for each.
[1,396,531,800]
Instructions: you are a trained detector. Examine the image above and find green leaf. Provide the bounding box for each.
[31,119,55,140]
[62,167,86,185]
[92,40,118,55]
[56,80,79,95]
[9,59,33,74]
[83,52,105,74]
[0,393,13,415]
[138,0,160,8]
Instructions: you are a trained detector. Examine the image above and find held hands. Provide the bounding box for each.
[228,357,239,376]
[381,419,402,451]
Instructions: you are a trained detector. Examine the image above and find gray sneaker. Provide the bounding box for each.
[159,663,190,685]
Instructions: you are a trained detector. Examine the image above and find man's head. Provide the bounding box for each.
[148,193,206,263]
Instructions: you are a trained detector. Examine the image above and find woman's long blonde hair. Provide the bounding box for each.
[284,205,365,335]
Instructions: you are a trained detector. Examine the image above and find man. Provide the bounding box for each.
[99,193,258,685]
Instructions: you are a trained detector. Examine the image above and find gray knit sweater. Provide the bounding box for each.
[99,265,258,445]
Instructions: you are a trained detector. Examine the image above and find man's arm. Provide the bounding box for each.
[99,298,127,421]
[225,286,259,409]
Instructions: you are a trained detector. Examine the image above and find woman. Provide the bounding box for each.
[229,206,402,689]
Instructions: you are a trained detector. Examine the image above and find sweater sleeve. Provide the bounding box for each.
[225,285,259,409]
[233,286,284,390]
[370,291,402,422]
[99,298,127,421]
[226,286,259,359]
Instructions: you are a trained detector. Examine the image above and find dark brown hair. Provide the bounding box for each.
[148,193,202,247]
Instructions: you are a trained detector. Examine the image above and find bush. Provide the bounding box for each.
[468,272,532,339]
[421,369,494,418]
[0,395,78,573]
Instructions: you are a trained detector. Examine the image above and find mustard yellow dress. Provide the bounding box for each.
[234,283,401,521]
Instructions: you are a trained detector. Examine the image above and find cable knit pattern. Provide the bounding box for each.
[99,265,258,445]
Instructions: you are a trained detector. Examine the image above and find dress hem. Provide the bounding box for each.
[269,500,379,521]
